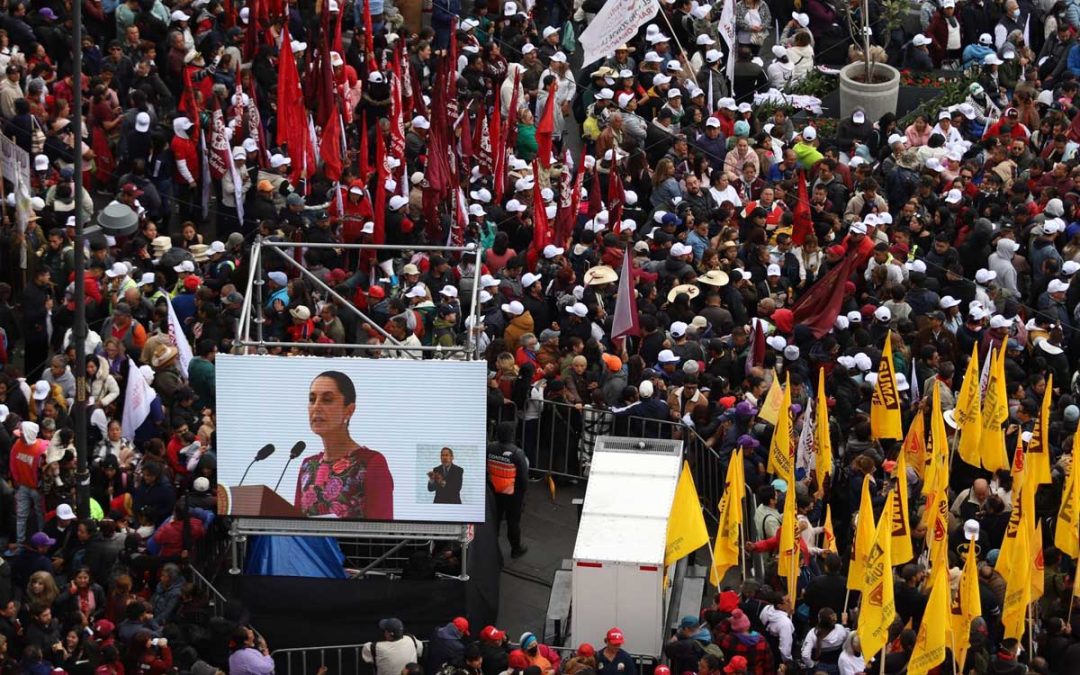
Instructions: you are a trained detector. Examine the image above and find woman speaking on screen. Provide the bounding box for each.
[295,371,394,519]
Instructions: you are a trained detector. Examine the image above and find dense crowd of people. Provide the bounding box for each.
[0,0,1078,670]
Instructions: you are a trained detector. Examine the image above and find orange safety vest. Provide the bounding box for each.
[487,451,517,495]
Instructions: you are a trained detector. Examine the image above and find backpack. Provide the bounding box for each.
[561,21,577,53]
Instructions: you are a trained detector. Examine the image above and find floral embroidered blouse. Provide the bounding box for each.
[294,446,394,520]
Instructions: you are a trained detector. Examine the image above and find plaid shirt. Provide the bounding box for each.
[717,632,774,675]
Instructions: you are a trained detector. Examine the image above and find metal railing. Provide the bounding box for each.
[271,643,366,675]
[189,565,229,619]
[491,398,729,523]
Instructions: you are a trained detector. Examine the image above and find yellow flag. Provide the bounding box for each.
[908,562,949,675]
[925,382,949,495]
[1074,555,1080,599]
[902,410,926,481]
[1000,517,1031,640]
[980,342,1010,472]
[758,372,784,426]
[778,482,799,603]
[767,372,794,480]
[730,448,746,525]
[665,461,710,566]
[858,489,896,660]
[951,537,981,670]
[890,453,914,565]
[870,333,903,440]
[996,437,1027,582]
[1027,374,1053,485]
[1055,447,1080,558]
[926,479,950,571]
[1032,520,1045,602]
[814,367,832,497]
[823,504,838,554]
[710,449,744,586]
[954,343,983,467]
[848,474,875,591]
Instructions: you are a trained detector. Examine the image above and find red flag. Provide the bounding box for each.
[358,112,371,182]
[477,114,493,175]
[362,0,376,71]
[527,164,552,271]
[389,50,406,163]
[535,80,557,169]
[611,245,639,339]
[247,76,268,169]
[332,2,344,55]
[312,1,336,128]
[791,254,860,338]
[792,170,813,246]
[373,126,387,245]
[458,109,473,167]
[178,69,201,138]
[503,69,521,155]
[207,96,230,180]
[321,114,343,181]
[277,24,313,182]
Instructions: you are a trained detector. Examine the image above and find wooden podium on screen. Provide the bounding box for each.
[217,485,302,517]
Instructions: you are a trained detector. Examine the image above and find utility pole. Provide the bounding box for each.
[71,0,90,518]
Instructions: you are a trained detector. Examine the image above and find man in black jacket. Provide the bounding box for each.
[20,268,52,382]
[487,422,529,558]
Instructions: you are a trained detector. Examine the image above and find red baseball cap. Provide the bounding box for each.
[723,656,747,673]
[367,285,386,300]
[577,644,595,658]
[654,667,670,675]
[605,628,624,646]
[716,590,740,613]
[121,182,144,197]
[480,626,506,642]
[183,275,201,291]
[452,617,470,636]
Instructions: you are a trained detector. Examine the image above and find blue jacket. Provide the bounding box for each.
[1068,44,1080,76]
[426,624,466,671]
[962,43,993,68]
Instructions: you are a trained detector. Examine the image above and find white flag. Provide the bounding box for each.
[796,394,815,472]
[121,357,153,440]
[579,0,660,68]
[718,0,737,87]
[166,295,194,377]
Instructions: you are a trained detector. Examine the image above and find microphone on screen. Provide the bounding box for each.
[274,441,307,493]
[238,443,276,486]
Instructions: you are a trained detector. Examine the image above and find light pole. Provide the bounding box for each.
[71,0,90,519]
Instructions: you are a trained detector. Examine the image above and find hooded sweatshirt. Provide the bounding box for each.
[759,604,795,661]
[987,239,1020,297]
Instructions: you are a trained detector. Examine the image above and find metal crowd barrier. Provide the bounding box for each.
[189,566,229,619]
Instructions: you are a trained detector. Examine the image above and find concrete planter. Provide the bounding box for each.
[839,61,901,124]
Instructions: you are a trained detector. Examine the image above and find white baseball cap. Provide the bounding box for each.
[1048,279,1070,294]
[975,268,997,284]
[939,295,961,309]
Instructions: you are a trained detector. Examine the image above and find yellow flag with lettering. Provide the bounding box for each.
[1027,374,1053,485]
[926,382,949,495]
[814,367,832,497]
[710,449,744,586]
[996,437,1027,582]
[1000,514,1031,640]
[778,482,799,603]
[823,504,838,554]
[767,372,794,480]
[980,342,1010,472]
[1055,445,1080,558]
[665,461,710,566]
[890,453,914,565]
[902,409,926,481]
[951,538,981,670]
[954,343,983,467]
[758,372,784,426]
[1032,520,1045,602]
[848,474,875,591]
[870,333,903,440]
[908,562,949,675]
[926,477,950,571]
[858,491,896,660]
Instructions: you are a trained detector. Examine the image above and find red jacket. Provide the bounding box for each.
[171,135,199,185]
[151,517,206,557]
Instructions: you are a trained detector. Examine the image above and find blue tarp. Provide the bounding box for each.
[244,536,348,578]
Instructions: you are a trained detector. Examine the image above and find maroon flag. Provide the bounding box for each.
[458,109,473,168]
[791,254,860,338]
[178,69,201,138]
[792,170,813,246]
[608,168,625,231]
[587,168,603,219]
[556,147,585,246]
[746,317,765,376]
[389,50,406,163]
[611,245,639,339]
[535,80,557,169]
[244,0,259,60]
[207,96,230,180]
[477,113,492,175]
[449,187,467,247]
[312,0,336,128]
